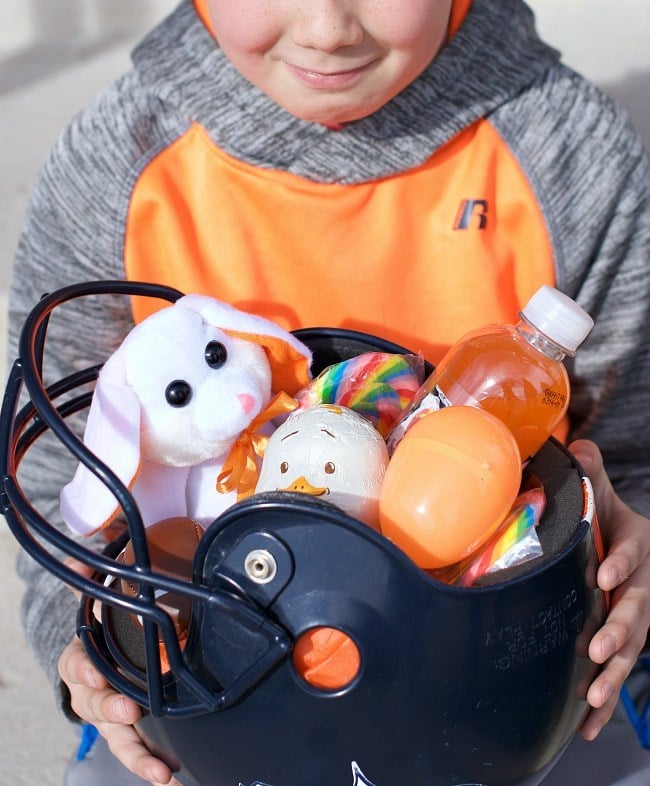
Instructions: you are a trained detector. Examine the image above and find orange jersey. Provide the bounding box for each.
[125,119,554,365]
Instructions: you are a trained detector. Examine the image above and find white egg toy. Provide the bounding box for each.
[256,404,389,528]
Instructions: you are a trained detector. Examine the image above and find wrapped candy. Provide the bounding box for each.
[296,352,424,438]
[435,481,546,587]
[255,404,389,528]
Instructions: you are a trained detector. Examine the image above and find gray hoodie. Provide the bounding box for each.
[7,0,650,710]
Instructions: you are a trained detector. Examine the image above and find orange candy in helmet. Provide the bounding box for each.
[379,406,521,569]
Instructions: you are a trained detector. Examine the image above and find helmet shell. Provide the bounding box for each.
[126,331,603,786]
[0,287,604,786]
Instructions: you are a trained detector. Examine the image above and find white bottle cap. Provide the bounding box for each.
[521,286,594,355]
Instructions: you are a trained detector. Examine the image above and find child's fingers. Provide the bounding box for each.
[59,638,141,725]
[59,637,177,784]
[569,438,650,742]
[589,634,645,706]
[591,556,650,661]
[81,683,142,728]
[597,522,650,593]
[579,689,620,741]
[570,437,649,534]
[581,620,648,741]
[581,559,650,741]
[96,719,175,784]
[569,437,650,597]
[568,439,612,507]
[58,637,109,692]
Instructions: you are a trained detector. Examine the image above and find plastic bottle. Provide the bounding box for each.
[388,286,594,462]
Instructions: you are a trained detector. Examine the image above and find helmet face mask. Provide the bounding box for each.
[1,282,605,786]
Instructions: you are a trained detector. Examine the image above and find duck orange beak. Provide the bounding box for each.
[280,476,328,497]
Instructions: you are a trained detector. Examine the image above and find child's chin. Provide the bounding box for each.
[282,98,370,127]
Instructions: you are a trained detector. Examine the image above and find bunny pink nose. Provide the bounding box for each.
[237,393,255,414]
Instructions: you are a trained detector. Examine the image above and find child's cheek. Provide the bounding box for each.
[366,0,452,50]
[207,0,285,53]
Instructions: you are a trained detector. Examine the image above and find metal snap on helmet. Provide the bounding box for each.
[0,281,606,786]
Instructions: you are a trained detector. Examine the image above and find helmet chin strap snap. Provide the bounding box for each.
[244,549,278,584]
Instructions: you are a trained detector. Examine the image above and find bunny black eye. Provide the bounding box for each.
[205,341,227,369]
[165,380,192,407]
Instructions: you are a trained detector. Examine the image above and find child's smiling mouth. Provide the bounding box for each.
[282,59,377,90]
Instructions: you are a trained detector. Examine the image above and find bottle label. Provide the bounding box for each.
[541,387,567,409]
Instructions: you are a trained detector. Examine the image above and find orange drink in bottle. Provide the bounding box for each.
[389,286,594,462]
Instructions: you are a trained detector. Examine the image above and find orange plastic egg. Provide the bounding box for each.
[379,406,521,569]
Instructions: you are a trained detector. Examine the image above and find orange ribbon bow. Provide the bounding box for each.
[216,391,299,499]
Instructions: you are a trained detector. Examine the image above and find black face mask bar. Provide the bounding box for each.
[0,281,295,718]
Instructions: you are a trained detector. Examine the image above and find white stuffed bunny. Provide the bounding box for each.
[60,295,311,536]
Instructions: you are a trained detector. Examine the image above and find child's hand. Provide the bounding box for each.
[59,560,181,785]
[58,637,181,786]
[569,439,650,741]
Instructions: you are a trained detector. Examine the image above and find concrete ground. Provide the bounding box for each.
[0,2,648,784]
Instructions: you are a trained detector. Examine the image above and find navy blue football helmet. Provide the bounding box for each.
[1,281,606,786]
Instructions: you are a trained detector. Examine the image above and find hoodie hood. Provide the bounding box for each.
[131,0,560,184]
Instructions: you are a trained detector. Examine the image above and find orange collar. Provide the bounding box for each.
[448,0,473,38]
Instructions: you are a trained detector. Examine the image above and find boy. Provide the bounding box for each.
[8,1,649,784]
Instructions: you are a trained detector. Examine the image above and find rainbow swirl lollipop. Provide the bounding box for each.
[296,352,424,438]
[438,484,546,587]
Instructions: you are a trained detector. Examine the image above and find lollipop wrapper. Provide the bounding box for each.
[296,352,425,438]
[434,482,546,587]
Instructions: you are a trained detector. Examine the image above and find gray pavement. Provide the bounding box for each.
[0,2,648,784]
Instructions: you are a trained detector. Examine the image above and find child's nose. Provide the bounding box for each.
[292,1,364,52]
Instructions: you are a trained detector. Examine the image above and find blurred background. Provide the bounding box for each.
[0,2,648,784]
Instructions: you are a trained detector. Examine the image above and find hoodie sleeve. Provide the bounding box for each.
[7,97,138,716]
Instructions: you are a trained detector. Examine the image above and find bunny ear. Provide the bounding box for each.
[179,295,313,394]
[224,328,312,395]
[60,352,142,536]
